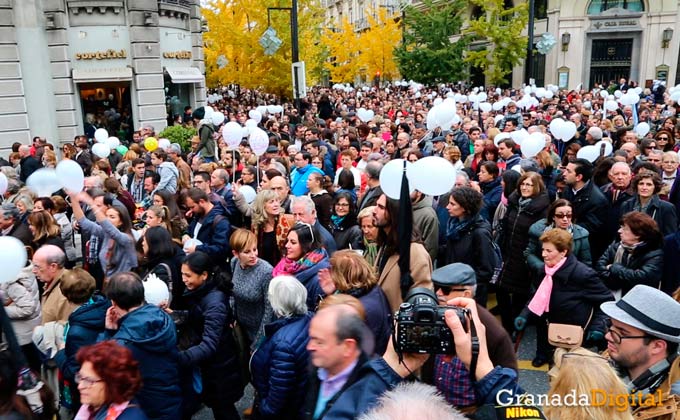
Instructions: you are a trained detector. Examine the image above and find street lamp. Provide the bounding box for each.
[663,28,673,48]
[561,32,571,52]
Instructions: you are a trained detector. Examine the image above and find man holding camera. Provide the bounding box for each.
[422,263,517,412]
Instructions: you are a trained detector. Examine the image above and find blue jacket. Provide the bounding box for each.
[315,221,337,255]
[104,305,182,420]
[357,286,392,356]
[188,206,232,270]
[294,250,331,310]
[479,177,502,223]
[176,279,243,404]
[303,355,402,420]
[291,165,324,196]
[251,312,313,419]
[55,294,110,409]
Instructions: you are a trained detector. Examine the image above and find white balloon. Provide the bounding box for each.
[561,121,577,141]
[256,106,269,116]
[106,137,120,149]
[535,88,546,98]
[549,118,565,139]
[545,91,554,99]
[492,102,504,111]
[248,110,262,123]
[239,185,257,204]
[379,159,416,199]
[671,91,680,103]
[468,94,478,103]
[605,100,619,112]
[267,105,278,114]
[56,160,84,193]
[521,132,546,158]
[249,128,270,156]
[27,168,62,196]
[479,102,492,113]
[524,86,532,95]
[594,140,613,157]
[0,237,27,284]
[222,122,244,148]
[143,274,170,306]
[183,238,203,253]
[94,128,108,143]
[614,90,622,98]
[634,86,643,95]
[599,90,609,99]
[510,129,529,145]
[158,138,171,150]
[435,105,457,129]
[410,157,456,196]
[92,142,110,159]
[635,122,650,137]
[0,173,7,195]
[426,109,439,131]
[357,108,374,123]
[211,112,225,126]
[204,106,214,119]
[433,98,443,106]
[576,145,601,163]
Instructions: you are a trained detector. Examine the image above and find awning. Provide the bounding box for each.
[72,67,133,83]
[166,67,204,84]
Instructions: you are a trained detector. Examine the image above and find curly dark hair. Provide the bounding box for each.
[632,171,663,195]
[76,341,142,405]
[449,186,483,217]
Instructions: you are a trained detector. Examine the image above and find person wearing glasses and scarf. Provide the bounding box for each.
[525,199,592,279]
[273,223,330,310]
[515,229,613,368]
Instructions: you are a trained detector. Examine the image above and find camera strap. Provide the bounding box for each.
[468,311,480,382]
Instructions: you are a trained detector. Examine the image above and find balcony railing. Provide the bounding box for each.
[159,0,192,7]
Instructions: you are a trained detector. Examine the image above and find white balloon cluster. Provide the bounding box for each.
[549,118,578,141]
[426,100,460,130]
[379,157,457,200]
[207,93,222,104]
[357,108,375,123]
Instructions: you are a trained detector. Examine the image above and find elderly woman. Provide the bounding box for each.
[596,211,664,297]
[497,171,550,333]
[357,206,379,266]
[318,250,391,355]
[74,341,146,420]
[620,172,678,236]
[515,229,613,367]
[250,276,313,420]
[525,199,592,280]
[444,186,497,307]
[273,222,330,310]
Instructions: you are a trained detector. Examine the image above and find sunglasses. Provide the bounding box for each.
[434,285,468,295]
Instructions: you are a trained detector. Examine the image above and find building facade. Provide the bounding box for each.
[0,0,206,150]
[323,0,679,91]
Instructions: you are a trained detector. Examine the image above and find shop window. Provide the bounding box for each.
[587,0,644,15]
[535,0,547,19]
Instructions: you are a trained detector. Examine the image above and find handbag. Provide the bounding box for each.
[547,310,593,349]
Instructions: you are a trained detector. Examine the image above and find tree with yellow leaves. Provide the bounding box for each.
[357,8,401,82]
[202,0,324,97]
[321,18,359,84]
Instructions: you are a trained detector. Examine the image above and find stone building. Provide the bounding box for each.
[323,0,680,91]
[0,0,205,150]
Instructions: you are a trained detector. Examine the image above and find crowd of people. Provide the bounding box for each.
[2,79,680,420]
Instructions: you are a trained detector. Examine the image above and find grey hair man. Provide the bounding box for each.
[33,245,77,324]
[358,382,466,420]
[290,195,337,255]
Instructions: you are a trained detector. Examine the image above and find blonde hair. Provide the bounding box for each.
[229,228,258,253]
[147,205,171,230]
[329,250,377,291]
[251,189,279,228]
[545,347,633,420]
[357,206,375,222]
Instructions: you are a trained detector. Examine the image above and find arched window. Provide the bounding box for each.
[587,0,644,15]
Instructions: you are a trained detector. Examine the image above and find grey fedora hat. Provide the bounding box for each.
[601,285,680,343]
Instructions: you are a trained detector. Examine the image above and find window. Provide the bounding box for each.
[587,0,644,15]
[535,0,547,19]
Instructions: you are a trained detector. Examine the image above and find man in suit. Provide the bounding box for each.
[358,161,383,212]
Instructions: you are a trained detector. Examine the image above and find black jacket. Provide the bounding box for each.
[19,155,41,183]
[600,183,635,248]
[445,215,496,286]
[498,191,550,293]
[620,195,678,236]
[561,181,609,259]
[528,255,613,334]
[595,241,664,295]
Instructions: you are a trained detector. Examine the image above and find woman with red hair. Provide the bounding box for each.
[74,341,147,420]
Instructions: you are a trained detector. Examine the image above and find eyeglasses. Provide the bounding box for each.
[335,202,350,207]
[658,137,669,141]
[434,285,468,295]
[75,372,103,387]
[606,326,651,344]
[520,182,534,188]
[554,213,573,219]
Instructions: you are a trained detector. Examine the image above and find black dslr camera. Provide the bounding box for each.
[394,287,469,354]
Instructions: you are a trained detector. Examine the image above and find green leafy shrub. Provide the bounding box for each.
[158,125,197,152]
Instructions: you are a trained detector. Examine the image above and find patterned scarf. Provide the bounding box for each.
[272,248,327,277]
[614,241,645,265]
[330,214,346,228]
[363,238,378,267]
[527,256,568,316]
[446,217,473,241]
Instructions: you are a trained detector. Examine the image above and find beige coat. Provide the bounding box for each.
[377,242,433,312]
[41,270,78,325]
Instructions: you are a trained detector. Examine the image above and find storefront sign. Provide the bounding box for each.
[589,18,642,32]
[76,49,127,60]
[163,51,192,59]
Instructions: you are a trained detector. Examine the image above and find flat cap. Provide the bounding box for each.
[431,263,477,286]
